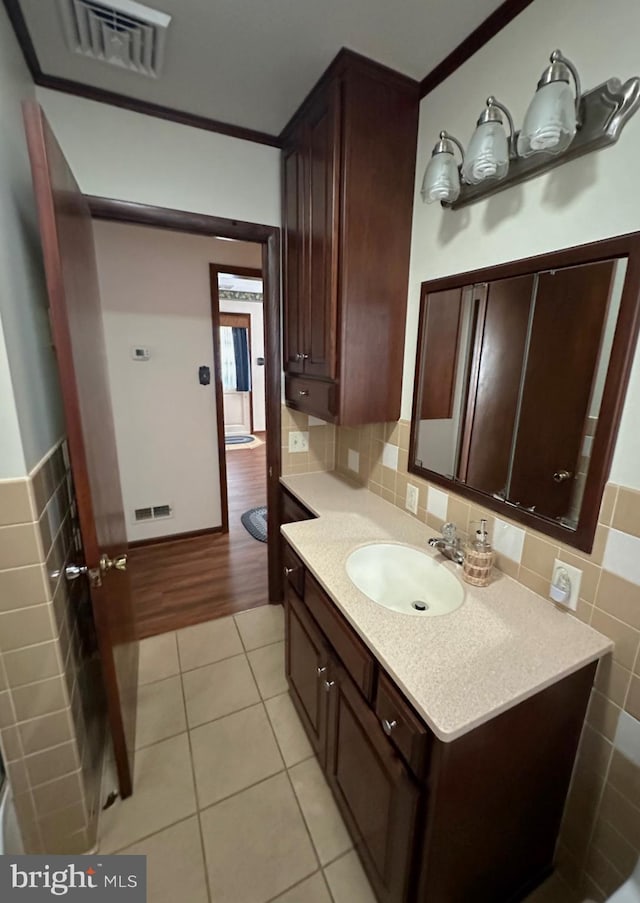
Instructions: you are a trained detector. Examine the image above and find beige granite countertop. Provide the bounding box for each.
[280,471,612,742]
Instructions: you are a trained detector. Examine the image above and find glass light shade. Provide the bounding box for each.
[461,120,509,185]
[517,81,577,157]
[421,152,460,204]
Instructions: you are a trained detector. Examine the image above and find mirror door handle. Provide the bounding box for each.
[553,470,573,483]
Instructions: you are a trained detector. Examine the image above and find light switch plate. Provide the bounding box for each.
[288,431,309,453]
[550,558,582,611]
[406,484,419,515]
[348,449,360,473]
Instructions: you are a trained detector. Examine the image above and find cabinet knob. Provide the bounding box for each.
[301,353,309,360]
[298,390,309,397]
[284,566,294,576]
[317,666,327,676]
[295,352,303,361]
[553,470,573,483]
[382,718,398,736]
[324,680,335,692]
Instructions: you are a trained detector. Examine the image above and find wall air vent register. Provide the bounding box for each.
[133,504,173,523]
[58,0,172,78]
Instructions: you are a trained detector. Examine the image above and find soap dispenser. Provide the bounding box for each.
[462,519,495,587]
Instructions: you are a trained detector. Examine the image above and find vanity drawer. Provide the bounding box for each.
[285,375,337,423]
[376,671,431,776]
[304,573,375,701]
[283,543,305,599]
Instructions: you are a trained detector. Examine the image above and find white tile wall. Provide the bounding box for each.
[493,518,526,563]
[603,528,640,585]
[427,486,448,520]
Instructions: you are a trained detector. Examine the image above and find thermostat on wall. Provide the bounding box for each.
[131,346,151,361]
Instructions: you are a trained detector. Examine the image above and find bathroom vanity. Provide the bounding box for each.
[280,475,612,903]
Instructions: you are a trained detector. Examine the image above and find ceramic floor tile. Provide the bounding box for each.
[99,733,196,853]
[324,850,376,903]
[135,675,186,749]
[182,654,260,728]
[118,817,208,903]
[200,771,317,903]
[271,872,332,903]
[248,641,287,700]
[265,692,313,767]
[177,615,243,672]
[235,604,285,651]
[137,632,180,686]
[289,757,352,865]
[190,702,284,808]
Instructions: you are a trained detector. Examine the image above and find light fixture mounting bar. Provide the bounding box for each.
[447,76,640,210]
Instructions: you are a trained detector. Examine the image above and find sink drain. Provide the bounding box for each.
[411,601,429,612]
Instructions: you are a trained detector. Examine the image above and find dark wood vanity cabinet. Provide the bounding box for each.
[281,51,419,425]
[326,661,421,903]
[282,539,597,903]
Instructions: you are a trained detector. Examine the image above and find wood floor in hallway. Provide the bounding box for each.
[129,434,269,639]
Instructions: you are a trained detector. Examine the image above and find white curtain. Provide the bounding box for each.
[220,326,237,391]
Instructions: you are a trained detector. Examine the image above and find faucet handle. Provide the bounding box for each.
[441,522,457,543]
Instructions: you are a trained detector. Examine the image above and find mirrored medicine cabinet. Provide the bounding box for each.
[409,233,640,552]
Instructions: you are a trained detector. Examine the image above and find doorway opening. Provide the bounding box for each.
[88,197,282,638]
[210,265,267,547]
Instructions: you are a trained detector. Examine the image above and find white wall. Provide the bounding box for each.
[403,0,640,490]
[219,297,265,431]
[36,88,281,227]
[93,219,261,541]
[0,7,64,477]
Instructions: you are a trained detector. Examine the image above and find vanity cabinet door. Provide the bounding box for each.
[285,584,331,767]
[326,663,420,903]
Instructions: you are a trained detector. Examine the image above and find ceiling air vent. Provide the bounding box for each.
[58,0,172,78]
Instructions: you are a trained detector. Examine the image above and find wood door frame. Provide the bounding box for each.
[219,311,254,434]
[210,265,262,533]
[87,197,283,603]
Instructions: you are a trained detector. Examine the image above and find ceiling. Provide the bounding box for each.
[15,0,507,138]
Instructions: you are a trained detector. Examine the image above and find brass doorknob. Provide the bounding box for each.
[100,553,128,573]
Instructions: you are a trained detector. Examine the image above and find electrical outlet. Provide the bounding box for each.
[288,430,309,453]
[550,558,582,611]
[406,484,419,515]
[348,449,360,473]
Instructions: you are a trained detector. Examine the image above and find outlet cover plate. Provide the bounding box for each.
[406,484,419,515]
[550,558,582,611]
[288,430,309,453]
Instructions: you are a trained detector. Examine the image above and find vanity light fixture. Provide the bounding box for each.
[517,50,580,157]
[420,131,465,204]
[461,96,515,185]
[422,48,640,210]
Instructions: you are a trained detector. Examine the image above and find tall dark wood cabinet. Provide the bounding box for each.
[281,50,419,425]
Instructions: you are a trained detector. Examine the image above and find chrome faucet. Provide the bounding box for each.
[428,522,465,565]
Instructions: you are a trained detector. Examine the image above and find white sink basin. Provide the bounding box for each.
[346,543,464,616]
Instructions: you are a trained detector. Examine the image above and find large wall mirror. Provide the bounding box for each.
[409,233,640,552]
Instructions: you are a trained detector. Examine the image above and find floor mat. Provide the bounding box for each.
[240,506,267,542]
[225,435,264,450]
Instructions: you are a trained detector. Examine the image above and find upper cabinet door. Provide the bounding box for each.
[283,141,305,374]
[304,83,341,380]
